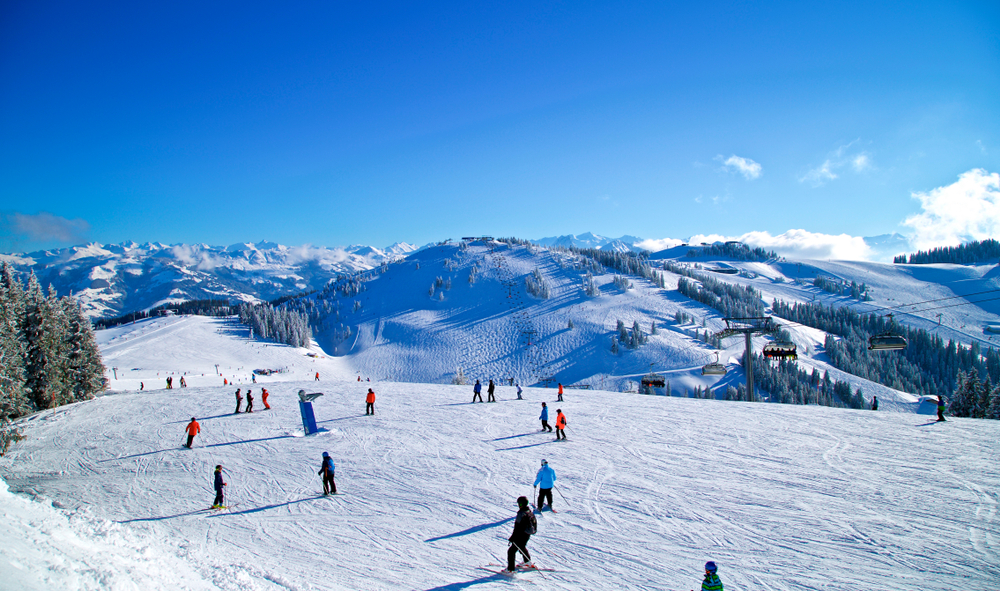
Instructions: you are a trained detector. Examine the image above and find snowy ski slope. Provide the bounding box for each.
[2,316,998,590]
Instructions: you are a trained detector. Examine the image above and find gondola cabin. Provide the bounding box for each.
[641,373,667,395]
[868,334,907,351]
[762,341,797,360]
[984,323,1000,335]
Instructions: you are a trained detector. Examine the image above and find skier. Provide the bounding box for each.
[184,417,200,448]
[488,379,496,402]
[506,496,537,573]
[557,383,563,402]
[473,379,483,403]
[252,374,256,384]
[871,396,878,411]
[315,372,320,381]
[224,378,228,386]
[365,388,376,415]
[166,376,172,389]
[234,388,243,414]
[695,561,724,591]
[937,394,946,421]
[212,465,227,509]
[140,382,144,391]
[555,409,567,440]
[534,459,556,511]
[516,384,523,400]
[318,451,336,495]
[245,390,254,413]
[180,376,187,388]
[539,402,552,432]
[261,388,271,410]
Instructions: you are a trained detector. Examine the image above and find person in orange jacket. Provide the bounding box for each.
[315,372,320,381]
[557,383,564,402]
[261,388,271,410]
[365,388,376,415]
[184,417,200,448]
[555,409,567,441]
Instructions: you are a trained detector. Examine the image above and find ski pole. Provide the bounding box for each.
[510,540,546,579]
[554,485,568,506]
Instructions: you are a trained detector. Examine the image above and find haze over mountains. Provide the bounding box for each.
[0,231,914,320]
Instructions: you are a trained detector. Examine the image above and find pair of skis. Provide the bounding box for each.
[479,563,555,577]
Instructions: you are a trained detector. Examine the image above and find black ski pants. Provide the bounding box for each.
[472,392,482,402]
[366,402,374,415]
[185,434,195,448]
[213,488,224,507]
[322,472,336,495]
[537,488,553,509]
[507,535,531,571]
[541,420,552,432]
[246,399,253,413]
[556,428,565,440]
[488,391,495,402]
[235,399,242,414]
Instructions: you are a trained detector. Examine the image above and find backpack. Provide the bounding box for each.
[527,511,537,535]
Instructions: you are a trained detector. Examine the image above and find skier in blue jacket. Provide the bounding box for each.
[534,459,557,511]
[318,451,336,495]
[212,465,226,509]
[472,380,483,403]
[539,402,552,432]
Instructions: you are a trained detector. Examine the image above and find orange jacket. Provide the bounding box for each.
[555,412,566,429]
[185,420,200,436]
[366,390,376,403]
[558,384,563,395]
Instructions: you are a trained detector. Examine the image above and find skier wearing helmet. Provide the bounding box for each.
[533,459,557,511]
[318,452,336,495]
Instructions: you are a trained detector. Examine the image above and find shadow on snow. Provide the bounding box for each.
[424,517,513,543]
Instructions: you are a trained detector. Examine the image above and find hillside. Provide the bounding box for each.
[0,240,417,319]
[1,314,997,590]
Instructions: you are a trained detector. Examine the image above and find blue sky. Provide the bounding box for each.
[1,1,998,257]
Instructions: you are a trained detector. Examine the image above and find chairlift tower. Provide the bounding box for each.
[714,317,778,402]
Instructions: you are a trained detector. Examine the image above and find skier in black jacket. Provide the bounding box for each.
[506,496,537,572]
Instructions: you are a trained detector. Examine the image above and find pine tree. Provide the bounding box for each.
[0,264,30,416]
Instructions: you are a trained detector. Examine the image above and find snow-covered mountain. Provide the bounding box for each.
[0,240,417,319]
[531,232,646,251]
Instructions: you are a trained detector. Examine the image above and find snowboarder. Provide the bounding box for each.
[937,394,946,421]
[871,396,878,411]
[184,417,200,448]
[516,384,523,400]
[212,465,226,509]
[695,561,724,591]
[166,376,173,389]
[534,459,556,511]
[539,402,552,432]
[315,372,320,381]
[506,496,537,572]
[557,383,563,402]
[555,409,567,440]
[318,451,336,495]
[234,388,243,414]
[180,376,187,388]
[473,380,483,403]
[488,379,496,402]
[261,388,270,410]
[245,390,254,413]
[365,388,376,415]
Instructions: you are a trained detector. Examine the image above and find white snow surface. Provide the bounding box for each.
[2,316,999,590]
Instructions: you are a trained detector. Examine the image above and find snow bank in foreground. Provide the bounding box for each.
[0,479,216,590]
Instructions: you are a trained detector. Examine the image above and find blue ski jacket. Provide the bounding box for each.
[214,471,225,491]
[319,457,335,475]
[474,382,481,393]
[539,407,549,421]
[534,465,556,489]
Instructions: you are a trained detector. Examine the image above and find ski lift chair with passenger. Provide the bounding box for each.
[640,373,667,395]
[762,340,797,360]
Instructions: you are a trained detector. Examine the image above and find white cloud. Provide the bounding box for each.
[800,141,873,186]
[717,155,763,180]
[635,237,686,252]
[739,229,872,260]
[902,168,1000,251]
[170,245,225,271]
[7,212,90,243]
[800,160,839,186]
[642,230,873,260]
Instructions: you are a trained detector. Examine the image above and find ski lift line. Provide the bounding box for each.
[854,287,1000,317]
[768,296,1000,334]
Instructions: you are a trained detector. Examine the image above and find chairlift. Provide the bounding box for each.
[868,313,908,351]
[641,371,666,395]
[701,352,727,376]
[762,340,797,360]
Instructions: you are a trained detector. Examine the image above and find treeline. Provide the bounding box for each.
[949,371,1000,419]
[237,303,312,348]
[686,242,777,262]
[1,263,105,419]
[94,299,234,329]
[893,238,1000,265]
[812,276,871,301]
[676,275,765,319]
[771,299,1000,398]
